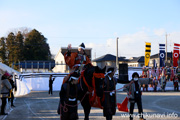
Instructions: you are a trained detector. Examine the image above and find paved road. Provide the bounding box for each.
[1,91,180,120]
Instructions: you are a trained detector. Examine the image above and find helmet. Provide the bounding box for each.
[78,43,85,50]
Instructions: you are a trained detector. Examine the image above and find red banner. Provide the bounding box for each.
[173,43,180,67]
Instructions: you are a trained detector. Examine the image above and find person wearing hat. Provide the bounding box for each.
[0,71,12,115]
[64,43,91,72]
[123,72,152,120]
[59,72,80,120]
[103,67,129,120]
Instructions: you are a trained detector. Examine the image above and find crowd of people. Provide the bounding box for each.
[140,66,180,92]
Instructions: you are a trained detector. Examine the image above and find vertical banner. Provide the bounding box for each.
[159,44,165,67]
[173,43,180,67]
[145,42,151,66]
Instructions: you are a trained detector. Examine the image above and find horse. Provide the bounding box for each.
[78,64,106,120]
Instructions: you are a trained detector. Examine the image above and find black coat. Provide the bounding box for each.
[9,79,15,89]
[103,76,130,117]
[60,83,80,120]
[49,78,55,87]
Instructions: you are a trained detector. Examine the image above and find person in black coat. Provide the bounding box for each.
[59,72,80,120]
[49,75,55,95]
[103,67,129,120]
[8,75,16,107]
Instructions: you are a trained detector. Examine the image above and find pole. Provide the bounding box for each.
[116,37,119,74]
[166,33,168,65]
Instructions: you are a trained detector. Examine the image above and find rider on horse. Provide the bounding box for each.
[63,43,91,83]
[64,43,91,72]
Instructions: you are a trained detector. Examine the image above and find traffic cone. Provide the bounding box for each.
[117,97,129,112]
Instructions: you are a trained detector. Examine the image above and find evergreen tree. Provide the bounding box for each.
[24,29,51,60]
[6,32,15,66]
[0,37,8,64]
[14,31,24,62]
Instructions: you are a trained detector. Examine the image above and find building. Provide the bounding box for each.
[92,54,128,68]
[128,56,144,67]
[19,60,55,73]
[53,47,92,73]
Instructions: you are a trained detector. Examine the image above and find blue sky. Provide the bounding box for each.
[0,0,180,59]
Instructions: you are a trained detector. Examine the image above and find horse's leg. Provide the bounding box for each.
[81,95,91,120]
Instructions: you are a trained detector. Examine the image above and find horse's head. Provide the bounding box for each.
[93,66,106,97]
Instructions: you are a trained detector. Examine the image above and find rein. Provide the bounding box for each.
[104,80,134,93]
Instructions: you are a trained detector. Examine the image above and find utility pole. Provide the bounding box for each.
[94,51,96,59]
[116,37,119,73]
[166,33,168,65]
[165,33,170,66]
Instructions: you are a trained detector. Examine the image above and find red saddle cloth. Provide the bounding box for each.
[89,92,103,109]
[82,71,104,109]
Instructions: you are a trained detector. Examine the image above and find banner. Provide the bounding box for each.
[173,43,180,67]
[145,42,151,66]
[159,44,165,67]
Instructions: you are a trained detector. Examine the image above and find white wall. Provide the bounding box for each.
[21,73,66,91]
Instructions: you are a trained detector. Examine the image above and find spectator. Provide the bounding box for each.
[173,75,179,91]
[153,76,158,92]
[123,72,152,120]
[176,66,180,82]
[49,75,55,95]
[0,71,12,115]
[160,68,166,92]
[165,66,171,81]
[8,75,16,107]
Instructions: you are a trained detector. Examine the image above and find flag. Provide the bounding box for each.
[159,44,165,67]
[145,42,151,66]
[173,43,180,67]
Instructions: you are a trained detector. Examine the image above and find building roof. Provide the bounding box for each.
[129,56,144,63]
[92,54,128,62]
